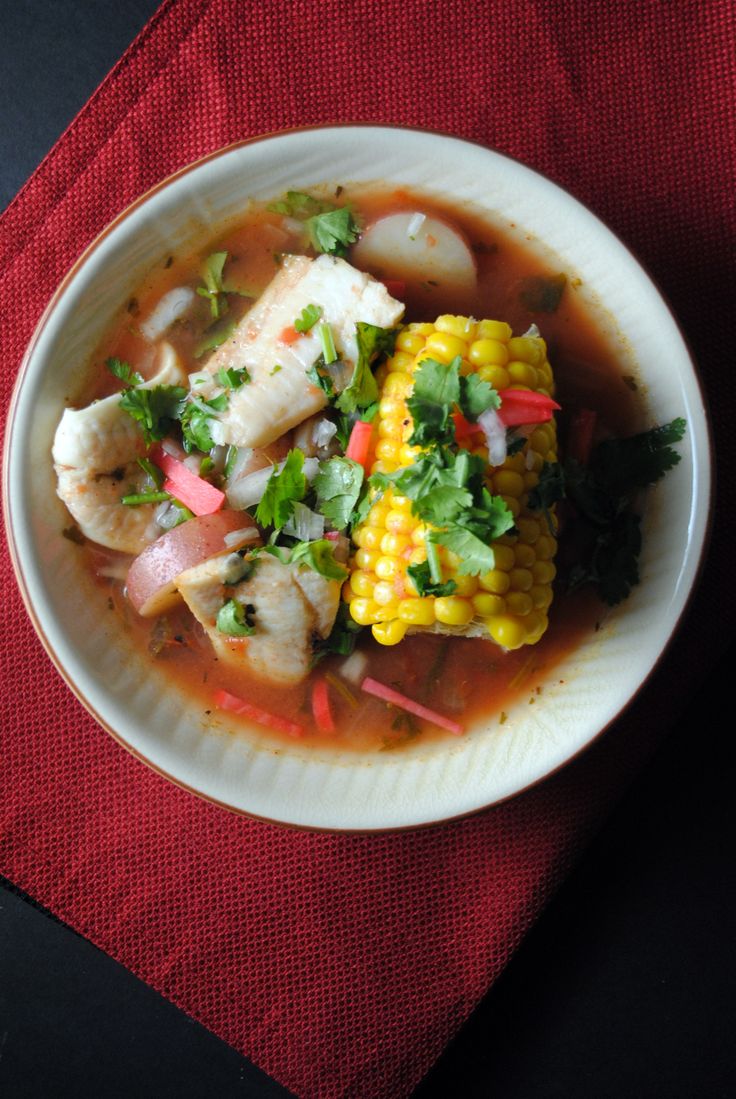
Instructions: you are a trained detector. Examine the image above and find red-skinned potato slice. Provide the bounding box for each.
[127,511,258,617]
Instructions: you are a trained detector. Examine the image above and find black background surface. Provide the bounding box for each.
[1,3,734,1096]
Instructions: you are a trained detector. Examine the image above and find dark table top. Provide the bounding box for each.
[1,4,734,1097]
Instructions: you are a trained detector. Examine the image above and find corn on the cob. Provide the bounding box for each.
[344,315,558,649]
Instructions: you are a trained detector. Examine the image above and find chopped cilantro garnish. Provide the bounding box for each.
[179,393,228,454]
[314,457,364,531]
[269,364,282,376]
[318,322,338,364]
[306,357,336,398]
[194,317,237,359]
[197,251,229,319]
[336,322,396,414]
[255,449,307,529]
[119,384,187,446]
[136,456,164,488]
[406,355,460,446]
[458,372,500,421]
[267,191,327,218]
[312,603,362,662]
[216,365,250,389]
[121,490,171,507]
[407,561,457,598]
[216,597,255,637]
[294,303,323,333]
[528,461,565,532]
[290,539,348,581]
[307,206,359,257]
[519,273,567,313]
[106,357,143,387]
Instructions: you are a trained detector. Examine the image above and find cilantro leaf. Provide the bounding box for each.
[314,457,364,531]
[106,357,143,387]
[255,449,307,529]
[290,539,348,581]
[179,393,228,454]
[589,418,686,495]
[527,460,565,532]
[294,303,323,333]
[119,385,187,446]
[197,251,228,319]
[216,597,255,637]
[216,365,250,389]
[407,561,458,598]
[194,317,237,359]
[406,355,461,446]
[458,373,499,421]
[307,207,359,257]
[312,603,362,661]
[307,355,336,398]
[268,191,327,218]
[336,322,396,414]
[432,525,497,576]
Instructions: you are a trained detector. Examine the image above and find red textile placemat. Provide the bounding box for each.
[1,2,734,1096]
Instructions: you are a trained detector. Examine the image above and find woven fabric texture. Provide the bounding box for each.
[1,2,734,1096]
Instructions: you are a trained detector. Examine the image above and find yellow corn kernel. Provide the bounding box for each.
[513,543,536,569]
[358,527,383,550]
[424,331,468,362]
[395,329,426,355]
[378,417,403,439]
[486,614,526,650]
[434,596,474,626]
[375,438,402,464]
[516,518,540,544]
[399,443,421,464]
[407,547,427,567]
[383,372,413,399]
[350,570,376,598]
[493,544,515,571]
[380,532,411,556]
[387,351,414,372]
[509,567,533,592]
[524,612,548,645]
[477,319,512,341]
[385,508,416,535]
[530,584,553,610]
[449,573,479,597]
[479,568,511,595]
[349,598,383,625]
[508,336,543,364]
[494,470,525,498]
[532,560,557,584]
[378,396,405,420]
[372,619,409,646]
[375,555,401,581]
[500,495,521,518]
[373,580,398,606]
[472,592,506,617]
[507,361,539,388]
[398,597,436,625]
[469,338,509,367]
[506,591,533,616]
[435,314,477,340]
[478,364,511,390]
[354,547,380,571]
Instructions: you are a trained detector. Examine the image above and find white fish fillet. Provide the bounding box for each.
[194,254,404,449]
[176,552,340,686]
[52,343,187,554]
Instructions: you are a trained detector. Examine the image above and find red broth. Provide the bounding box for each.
[72,185,641,751]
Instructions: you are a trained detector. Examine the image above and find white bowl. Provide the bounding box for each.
[3,126,711,831]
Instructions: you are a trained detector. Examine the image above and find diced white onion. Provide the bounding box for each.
[226,447,255,483]
[324,358,352,392]
[223,526,261,549]
[406,212,426,239]
[226,455,320,510]
[522,323,541,338]
[283,501,325,541]
[140,287,196,341]
[183,455,201,474]
[155,502,182,531]
[313,418,337,448]
[95,562,130,581]
[479,408,508,467]
[340,650,369,685]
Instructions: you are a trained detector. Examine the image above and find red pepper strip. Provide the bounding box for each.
[151,445,225,516]
[213,689,304,738]
[567,408,597,465]
[311,677,335,733]
[497,389,560,428]
[279,325,301,345]
[345,419,374,469]
[382,279,406,299]
[452,411,484,441]
[361,676,464,736]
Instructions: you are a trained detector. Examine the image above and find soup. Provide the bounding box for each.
[53,184,648,751]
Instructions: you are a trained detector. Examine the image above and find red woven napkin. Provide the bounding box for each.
[1,2,734,1096]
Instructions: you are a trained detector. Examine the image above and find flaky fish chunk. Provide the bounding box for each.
[52,343,187,554]
[194,254,404,449]
[177,552,340,686]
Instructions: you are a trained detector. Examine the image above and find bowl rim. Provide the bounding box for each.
[2,124,714,832]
